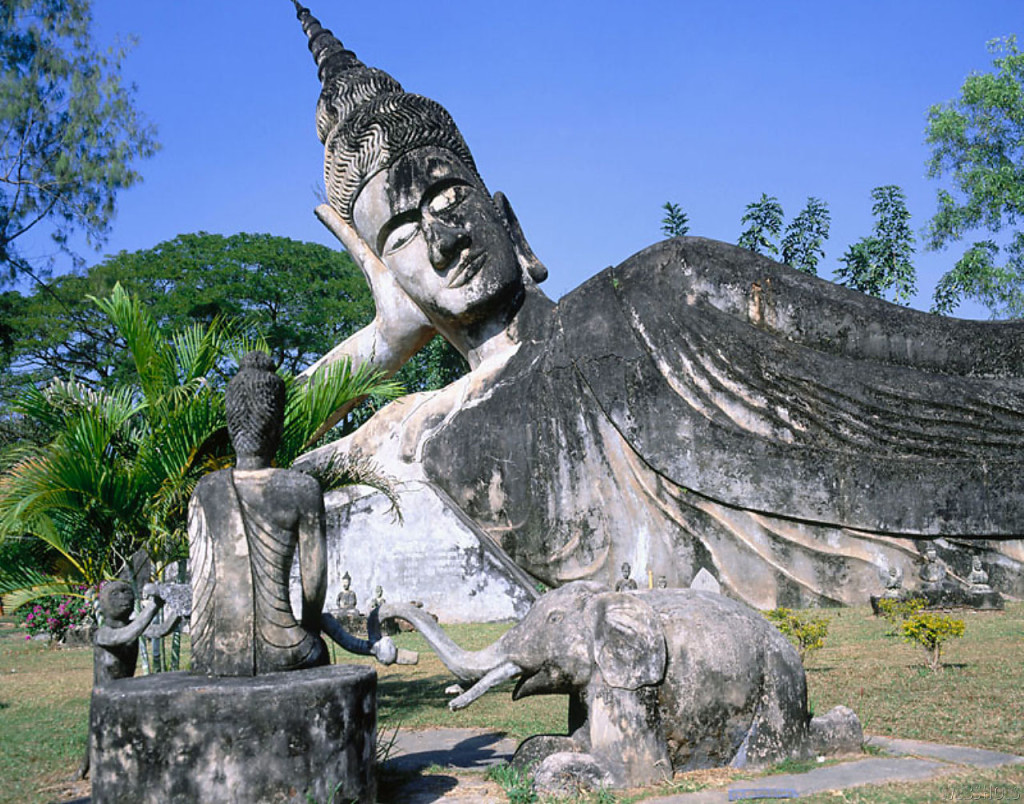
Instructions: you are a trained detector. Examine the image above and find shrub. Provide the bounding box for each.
[901,611,965,672]
[20,587,94,642]
[876,596,927,635]
[764,607,829,662]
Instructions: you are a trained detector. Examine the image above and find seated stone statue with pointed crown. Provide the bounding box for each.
[289,3,1024,610]
[189,351,399,675]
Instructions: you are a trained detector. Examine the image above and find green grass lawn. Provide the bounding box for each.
[1,603,1021,803]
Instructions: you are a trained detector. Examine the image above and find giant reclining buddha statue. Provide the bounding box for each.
[290,3,1024,611]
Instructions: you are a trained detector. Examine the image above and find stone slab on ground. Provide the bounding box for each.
[378,730,1024,804]
[55,729,1024,803]
[90,665,377,804]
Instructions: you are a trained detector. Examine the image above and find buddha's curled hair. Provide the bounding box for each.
[293,2,482,221]
[226,351,285,460]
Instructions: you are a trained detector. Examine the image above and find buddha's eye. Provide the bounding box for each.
[428,184,470,217]
[383,221,418,255]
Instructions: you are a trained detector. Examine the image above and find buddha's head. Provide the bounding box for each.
[342,571,352,590]
[293,4,546,339]
[226,351,285,466]
[972,556,983,571]
[621,562,632,579]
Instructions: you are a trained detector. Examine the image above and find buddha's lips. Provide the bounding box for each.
[448,250,486,288]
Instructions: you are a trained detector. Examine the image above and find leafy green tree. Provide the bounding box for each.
[764,607,829,663]
[901,611,965,672]
[780,197,831,275]
[836,185,916,304]
[0,285,401,610]
[660,201,691,238]
[926,36,1024,317]
[738,194,784,256]
[1,232,467,414]
[0,0,158,285]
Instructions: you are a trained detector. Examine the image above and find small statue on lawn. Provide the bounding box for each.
[967,556,992,593]
[336,571,358,613]
[882,565,904,598]
[368,585,385,612]
[919,546,949,591]
[614,562,638,592]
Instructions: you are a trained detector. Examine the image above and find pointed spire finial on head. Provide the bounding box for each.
[292,4,482,222]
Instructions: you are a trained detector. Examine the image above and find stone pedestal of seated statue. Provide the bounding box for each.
[89,665,377,804]
[89,352,386,803]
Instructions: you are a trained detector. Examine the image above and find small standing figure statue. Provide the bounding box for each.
[919,546,949,591]
[77,581,181,779]
[882,565,904,598]
[335,571,358,613]
[368,585,385,612]
[614,562,638,592]
[967,556,992,593]
[656,575,669,589]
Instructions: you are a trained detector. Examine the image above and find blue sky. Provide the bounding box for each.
[29,1,1020,321]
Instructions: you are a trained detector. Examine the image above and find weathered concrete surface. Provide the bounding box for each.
[89,665,376,804]
[306,481,538,623]
[303,238,1024,614]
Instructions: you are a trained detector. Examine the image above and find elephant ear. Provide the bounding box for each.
[588,592,667,690]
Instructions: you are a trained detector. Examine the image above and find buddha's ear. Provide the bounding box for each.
[493,191,548,283]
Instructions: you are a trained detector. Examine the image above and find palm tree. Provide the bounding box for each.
[0,284,400,612]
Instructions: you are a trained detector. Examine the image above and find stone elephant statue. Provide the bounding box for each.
[381,581,861,792]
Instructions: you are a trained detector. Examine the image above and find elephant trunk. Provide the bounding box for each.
[379,601,510,683]
[448,661,521,711]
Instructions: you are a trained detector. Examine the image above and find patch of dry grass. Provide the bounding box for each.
[804,603,1023,754]
[0,603,1020,804]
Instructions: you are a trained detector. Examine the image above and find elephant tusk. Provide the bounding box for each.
[448,661,522,711]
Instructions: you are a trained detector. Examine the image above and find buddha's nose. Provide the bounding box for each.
[426,222,470,272]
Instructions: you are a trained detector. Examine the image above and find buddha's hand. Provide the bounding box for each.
[315,204,434,354]
[370,634,398,665]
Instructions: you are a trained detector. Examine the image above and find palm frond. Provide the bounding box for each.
[304,452,403,524]
[91,284,178,403]
[279,358,403,466]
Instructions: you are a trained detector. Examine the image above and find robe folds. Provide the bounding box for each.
[189,470,326,675]
[408,238,1024,606]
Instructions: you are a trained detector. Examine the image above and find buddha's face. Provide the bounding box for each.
[353,147,523,331]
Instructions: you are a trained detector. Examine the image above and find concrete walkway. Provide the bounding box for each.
[381,730,1024,803]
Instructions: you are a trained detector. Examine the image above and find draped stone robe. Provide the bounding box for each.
[310,238,1024,609]
[189,470,326,675]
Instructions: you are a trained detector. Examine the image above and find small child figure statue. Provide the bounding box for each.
[77,581,181,779]
[614,562,638,592]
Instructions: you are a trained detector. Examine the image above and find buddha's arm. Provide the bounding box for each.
[298,204,436,438]
[297,490,328,631]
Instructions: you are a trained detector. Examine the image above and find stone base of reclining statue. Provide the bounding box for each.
[311,481,539,623]
[89,665,376,804]
[382,583,862,794]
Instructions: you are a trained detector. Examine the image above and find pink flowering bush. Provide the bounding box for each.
[20,586,94,641]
